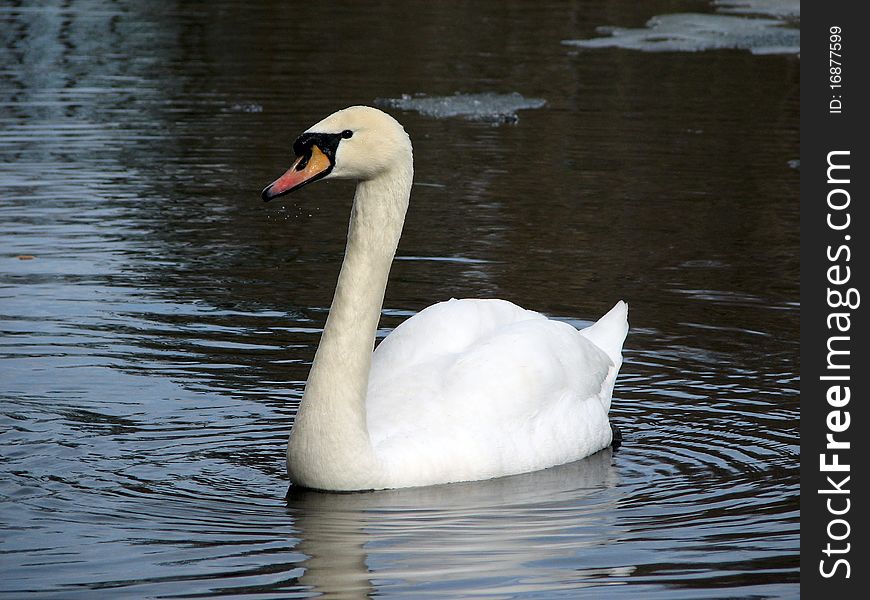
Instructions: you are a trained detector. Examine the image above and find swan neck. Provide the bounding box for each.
[288,161,412,490]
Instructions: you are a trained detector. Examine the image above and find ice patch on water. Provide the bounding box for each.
[563,0,799,55]
[714,0,800,20]
[376,93,546,123]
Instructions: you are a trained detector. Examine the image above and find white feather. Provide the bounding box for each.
[368,299,625,488]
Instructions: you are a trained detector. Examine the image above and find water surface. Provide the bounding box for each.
[1,1,799,598]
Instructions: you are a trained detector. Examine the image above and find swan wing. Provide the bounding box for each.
[366,299,628,487]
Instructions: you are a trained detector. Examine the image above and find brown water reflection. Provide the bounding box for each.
[1,1,798,598]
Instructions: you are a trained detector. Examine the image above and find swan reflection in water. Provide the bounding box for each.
[285,448,631,598]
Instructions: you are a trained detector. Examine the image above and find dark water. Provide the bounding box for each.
[1,1,799,598]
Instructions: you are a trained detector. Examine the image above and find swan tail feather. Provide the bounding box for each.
[579,300,629,368]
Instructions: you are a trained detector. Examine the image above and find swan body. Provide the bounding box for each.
[262,106,628,491]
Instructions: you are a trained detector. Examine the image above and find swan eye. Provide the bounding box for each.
[341,129,354,139]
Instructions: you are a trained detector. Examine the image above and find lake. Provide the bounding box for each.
[1,1,799,598]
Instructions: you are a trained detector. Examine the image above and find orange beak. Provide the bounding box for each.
[262,144,333,202]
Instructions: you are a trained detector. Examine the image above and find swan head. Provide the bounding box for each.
[262,105,412,202]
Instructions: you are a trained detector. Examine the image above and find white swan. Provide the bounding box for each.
[262,106,628,491]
